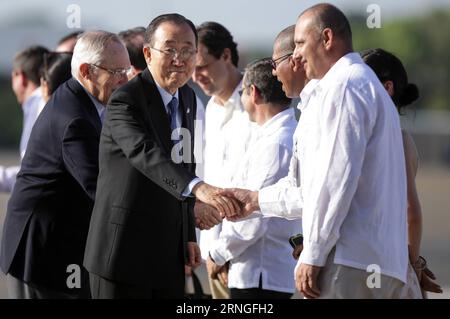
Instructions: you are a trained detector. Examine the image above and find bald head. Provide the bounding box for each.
[299,3,352,48]
[274,25,295,54]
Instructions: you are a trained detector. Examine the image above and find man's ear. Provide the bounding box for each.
[222,48,232,63]
[383,80,394,97]
[250,85,262,105]
[143,46,152,66]
[16,71,28,87]
[321,28,333,51]
[79,63,91,80]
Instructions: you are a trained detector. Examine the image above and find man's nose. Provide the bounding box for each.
[293,47,302,61]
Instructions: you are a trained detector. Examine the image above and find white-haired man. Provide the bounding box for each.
[0,31,130,299]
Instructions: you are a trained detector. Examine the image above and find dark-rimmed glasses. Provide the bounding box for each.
[270,52,293,70]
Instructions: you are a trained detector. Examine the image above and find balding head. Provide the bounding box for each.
[293,3,353,79]
[272,25,307,98]
[299,3,352,48]
[274,25,295,54]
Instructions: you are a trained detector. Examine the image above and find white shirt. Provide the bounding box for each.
[199,82,255,260]
[210,108,301,292]
[259,53,408,283]
[0,88,43,192]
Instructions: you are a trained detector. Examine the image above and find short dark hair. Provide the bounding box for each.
[58,31,84,46]
[243,59,291,106]
[13,45,49,86]
[119,27,147,71]
[144,14,198,47]
[361,48,419,112]
[41,52,72,95]
[302,3,352,45]
[274,25,295,54]
[197,22,239,67]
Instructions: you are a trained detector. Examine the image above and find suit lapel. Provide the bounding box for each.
[67,78,102,136]
[179,87,195,167]
[140,69,173,154]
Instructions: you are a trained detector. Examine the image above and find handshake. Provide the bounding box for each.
[192,182,260,230]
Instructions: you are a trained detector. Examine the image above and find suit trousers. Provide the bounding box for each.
[89,273,184,299]
[6,274,82,299]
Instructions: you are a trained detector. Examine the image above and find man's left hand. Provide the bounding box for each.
[296,263,322,299]
[186,242,201,268]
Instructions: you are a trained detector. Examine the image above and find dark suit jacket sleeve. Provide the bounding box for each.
[187,200,196,242]
[107,91,196,201]
[62,117,100,201]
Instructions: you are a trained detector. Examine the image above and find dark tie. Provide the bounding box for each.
[167,96,179,131]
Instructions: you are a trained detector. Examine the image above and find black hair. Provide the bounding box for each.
[13,45,49,86]
[41,52,73,95]
[197,21,239,67]
[243,58,292,106]
[145,14,198,47]
[119,27,147,71]
[361,48,419,112]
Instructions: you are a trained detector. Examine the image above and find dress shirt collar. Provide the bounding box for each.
[315,52,361,92]
[212,80,243,111]
[154,80,179,113]
[298,53,361,112]
[75,78,106,120]
[225,80,243,110]
[298,79,319,112]
[22,87,42,111]
[258,108,296,137]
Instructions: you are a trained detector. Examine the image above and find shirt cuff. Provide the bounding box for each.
[209,248,227,267]
[258,186,276,215]
[298,241,330,267]
[182,177,202,198]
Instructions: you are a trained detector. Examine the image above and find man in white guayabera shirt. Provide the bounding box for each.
[207,59,301,299]
[192,22,254,299]
[221,3,422,299]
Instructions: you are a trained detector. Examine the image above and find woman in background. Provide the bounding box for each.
[362,48,443,296]
[38,52,72,112]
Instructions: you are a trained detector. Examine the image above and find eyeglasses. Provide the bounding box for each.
[270,52,293,70]
[150,47,197,61]
[90,64,131,77]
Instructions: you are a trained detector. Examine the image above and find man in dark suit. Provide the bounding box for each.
[83,14,240,299]
[0,31,130,298]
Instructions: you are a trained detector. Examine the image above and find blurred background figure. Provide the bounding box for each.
[40,51,73,104]
[193,21,254,299]
[56,31,84,53]
[362,48,443,297]
[119,27,147,79]
[0,45,48,193]
[208,59,301,299]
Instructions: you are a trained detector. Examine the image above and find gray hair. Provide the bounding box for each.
[71,30,122,79]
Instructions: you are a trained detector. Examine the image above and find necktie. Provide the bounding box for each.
[167,96,183,161]
[167,96,179,132]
